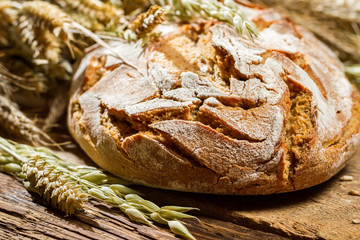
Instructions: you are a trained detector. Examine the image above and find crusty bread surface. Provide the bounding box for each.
[68,2,360,194]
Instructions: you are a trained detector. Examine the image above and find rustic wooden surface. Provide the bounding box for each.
[0,141,360,240]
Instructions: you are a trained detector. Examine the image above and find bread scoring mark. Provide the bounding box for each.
[210,24,265,79]
[82,55,108,92]
[99,104,137,141]
[257,22,329,101]
[150,114,284,187]
[259,21,354,143]
[284,88,314,189]
[196,104,271,142]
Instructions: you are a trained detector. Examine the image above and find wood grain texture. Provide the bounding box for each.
[0,142,359,240]
[0,144,285,240]
[137,152,360,240]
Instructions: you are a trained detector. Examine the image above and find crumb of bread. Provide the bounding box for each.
[340,175,354,181]
[348,189,360,196]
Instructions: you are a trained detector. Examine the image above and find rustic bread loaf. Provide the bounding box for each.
[68,2,360,194]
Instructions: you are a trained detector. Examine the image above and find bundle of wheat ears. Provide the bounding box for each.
[0,0,359,239]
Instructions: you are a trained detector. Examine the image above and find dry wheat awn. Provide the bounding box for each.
[0,137,198,239]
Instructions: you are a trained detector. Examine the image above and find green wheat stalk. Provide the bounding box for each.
[0,136,197,240]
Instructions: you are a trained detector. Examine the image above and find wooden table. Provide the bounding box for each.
[1,142,359,239]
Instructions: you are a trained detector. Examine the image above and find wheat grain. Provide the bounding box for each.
[0,153,22,175]
[349,189,360,196]
[0,1,19,21]
[0,1,18,28]
[168,220,196,240]
[20,0,76,59]
[339,175,354,181]
[3,1,117,63]
[20,1,120,62]
[3,1,132,68]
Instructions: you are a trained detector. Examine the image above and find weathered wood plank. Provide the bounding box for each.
[1,140,359,239]
[0,170,286,239]
[136,151,360,240]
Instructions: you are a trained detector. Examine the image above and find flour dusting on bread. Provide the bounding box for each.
[68,2,360,194]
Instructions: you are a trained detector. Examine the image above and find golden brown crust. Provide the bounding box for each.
[67,3,360,195]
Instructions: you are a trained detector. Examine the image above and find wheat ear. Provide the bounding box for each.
[23,156,89,215]
[346,64,360,91]
[0,137,197,239]
[20,1,135,69]
[17,15,62,63]
[0,63,48,93]
[42,84,68,130]
[53,0,124,24]
[130,5,167,38]
[0,1,21,47]
[0,95,56,146]
[21,1,74,50]
[0,1,19,24]
[156,0,259,41]
[346,64,360,80]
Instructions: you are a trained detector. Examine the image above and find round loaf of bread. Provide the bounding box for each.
[68,2,360,194]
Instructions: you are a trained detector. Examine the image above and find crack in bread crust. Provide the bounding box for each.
[68,2,360,194]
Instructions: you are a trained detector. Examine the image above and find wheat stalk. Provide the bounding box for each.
[0,72,14,97]
[346,64,360,91]
[0,95,56,146]
[42,84,69,130]
[0,62,48,93]
[0,137,197,239]
[155,0,258,40]
[346,64,360,80]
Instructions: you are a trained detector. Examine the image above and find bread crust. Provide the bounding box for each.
[68,3,360,195]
